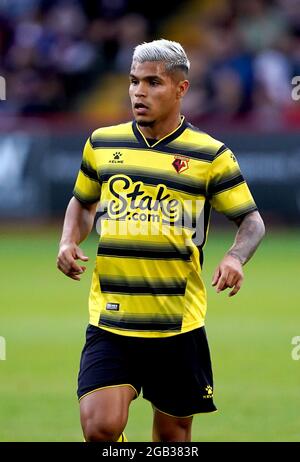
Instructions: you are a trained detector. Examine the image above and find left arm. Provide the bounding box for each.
[212,210,265,297]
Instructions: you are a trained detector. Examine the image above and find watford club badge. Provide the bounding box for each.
[172,155,189,173]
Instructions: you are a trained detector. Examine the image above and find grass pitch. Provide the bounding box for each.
[0,224,299,441]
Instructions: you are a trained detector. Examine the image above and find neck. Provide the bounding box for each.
[137,113,182,141]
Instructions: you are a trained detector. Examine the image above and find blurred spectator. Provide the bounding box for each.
[114,13,149,72]
[0,0,40,19]
[178,0,300,125]
[254,49,291,106]
[0,0,299,127]
[235,0,288,53]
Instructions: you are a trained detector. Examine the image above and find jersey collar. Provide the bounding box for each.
[132,116,188,149]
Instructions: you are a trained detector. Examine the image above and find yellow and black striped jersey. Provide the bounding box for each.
[73,117,257,338]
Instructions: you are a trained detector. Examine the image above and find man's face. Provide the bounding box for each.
[129,61,187,127]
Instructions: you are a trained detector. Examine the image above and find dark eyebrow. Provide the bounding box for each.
[129,73,163,82]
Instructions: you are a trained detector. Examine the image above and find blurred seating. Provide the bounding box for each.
[0,0,299,128]
[81,0,300,128]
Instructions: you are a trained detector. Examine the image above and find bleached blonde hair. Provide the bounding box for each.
[132,39,190,75]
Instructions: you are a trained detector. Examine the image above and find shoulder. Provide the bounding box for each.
[89,121,133,145]
[183,122,227,158]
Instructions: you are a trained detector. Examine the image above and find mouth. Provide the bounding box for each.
[134,102,148,109]
[134,102,149,114]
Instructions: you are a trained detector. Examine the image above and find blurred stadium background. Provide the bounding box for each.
[0,0,299,442]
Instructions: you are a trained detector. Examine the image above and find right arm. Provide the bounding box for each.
[57,197,98,281]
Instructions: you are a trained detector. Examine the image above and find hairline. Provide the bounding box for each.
[131,59,188,80]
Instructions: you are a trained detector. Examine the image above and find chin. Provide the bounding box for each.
[136,118,155,127]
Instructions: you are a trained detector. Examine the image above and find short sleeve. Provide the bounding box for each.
[73,137,101,204]
[207,147,257,220]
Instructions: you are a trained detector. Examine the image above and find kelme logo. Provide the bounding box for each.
[109,152,124,164]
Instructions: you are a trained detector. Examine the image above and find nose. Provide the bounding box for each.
[134,82,146,97]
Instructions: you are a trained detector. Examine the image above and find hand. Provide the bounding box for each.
[211,254,244,297]
[57,242,89,281]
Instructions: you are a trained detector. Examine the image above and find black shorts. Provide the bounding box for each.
[77,325,217,417]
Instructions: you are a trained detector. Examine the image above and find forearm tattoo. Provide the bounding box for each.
[227,211,265,265]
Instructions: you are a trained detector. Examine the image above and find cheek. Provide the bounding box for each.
[157,91,176,109]
[129,85,136,100]
[153,89,174,104]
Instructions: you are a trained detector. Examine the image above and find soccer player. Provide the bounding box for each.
[57,39,265,442]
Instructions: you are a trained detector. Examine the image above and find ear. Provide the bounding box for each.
[176,80,189,100]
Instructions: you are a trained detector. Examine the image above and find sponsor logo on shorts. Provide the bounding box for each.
[203,385,213,399]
